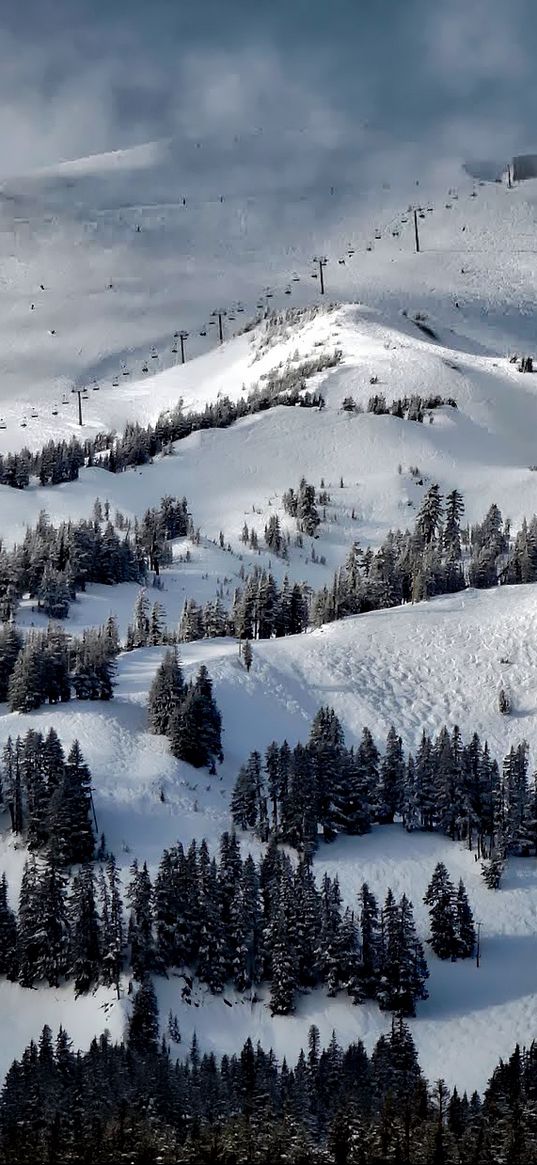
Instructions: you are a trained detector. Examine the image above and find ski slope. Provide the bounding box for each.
[2,584,537,1092]
[2,156,537,1093]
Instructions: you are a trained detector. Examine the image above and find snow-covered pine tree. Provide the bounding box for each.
[127,859,157,980]
[455,878,476,958]
[68,864,101,995]
[48,740,95,865]
[147,647,184,736]
[127,974,159,1057]
[377,726,405,823]
[423,863,459,960]
[0,873,17,980]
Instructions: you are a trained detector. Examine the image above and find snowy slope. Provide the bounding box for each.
[2,585,537,1090]
[3,154,537,1095]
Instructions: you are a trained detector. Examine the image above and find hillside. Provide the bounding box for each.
[2,156,537,1112]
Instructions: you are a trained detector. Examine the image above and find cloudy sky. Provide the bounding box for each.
[0,0,534,179]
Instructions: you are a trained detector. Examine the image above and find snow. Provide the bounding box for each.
[2,157,537,1092]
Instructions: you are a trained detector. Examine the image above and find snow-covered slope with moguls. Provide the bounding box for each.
[2,155,537,1094]
[1,584,537,1093]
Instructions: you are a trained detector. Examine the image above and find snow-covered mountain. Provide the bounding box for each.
[3,152,537,1099]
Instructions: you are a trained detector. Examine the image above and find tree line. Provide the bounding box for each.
[0,351,338,490]
[0,827,477,1019]
[1,1001,535,1163]
[1,620,119,712]
[0,494,190,623]
[231,706,533,878]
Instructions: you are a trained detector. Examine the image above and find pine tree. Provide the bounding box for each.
[356,882,381,1001]
[170,665,222,770]
[48,740,95,865]
[68,865,101,995]
[455,879,476,958]
[8,642,46,712]
[378,892,429,1016]
[147,647,184,736]
[127,860,157,979]
[100,856,124,996]
[128,974,159,1056]
[0,873,17,980]
[132,589,151,648]
[377,726,405,823]
[423,863,459,960]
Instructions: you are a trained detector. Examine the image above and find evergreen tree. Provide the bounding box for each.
[100,856,124,996]
[147,647,184,736]
[68,865,101,995]
[455,879,476,958]
[128,974,159,1057]
[0,873,17,980]
[48,740,95,865]
[127,860,157,979]
[423,863,459,960]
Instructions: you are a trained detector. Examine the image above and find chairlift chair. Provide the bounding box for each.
[236,304,245,312]
[228,314,236,321]
[151,349,158,358]
[374,229,381,239]
[392,229,399,237]
[62,394,69,404]
[112,377,119,387]
[338,258,346,265]
[93,383,100,390]
[285,287,292,294]
[170,347,177,356]
[199,328,207,336]
[291,274,300,282]
[20,418,27,427]
[31,409,38,418]
[122,368,130,376]
[52,406,58,416]
[0,418,6,429]
[347,247,355,255]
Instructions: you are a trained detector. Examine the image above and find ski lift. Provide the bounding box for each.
[291,274,300,282]
[199,328,207,337]
[0,418,6,429]
[471,190,477,198]
[445,203,452,209]
[256,301,264,310]
[170,346,177,356]
[236,303,245,312]
[92,382,100,391]
[143,359,150,369]
[151,349,158,359]
[265,290,273,298]
[112,376,119,387]
[392,228,399,237]
[228,313,236,321]
[338,258,346,265]
[284,286,292,295]
[122,367,130,376]
[62,394,69,405]
[20,418,27,427]
[366,244,372,251]
[311,271,319,278]
[427,204,433,212]
[31,408,38,418]
[374,229,381,240]
[401,216,408,223]
[418,211,425,219]
[82,390,89,400]
[347,247,355,256]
